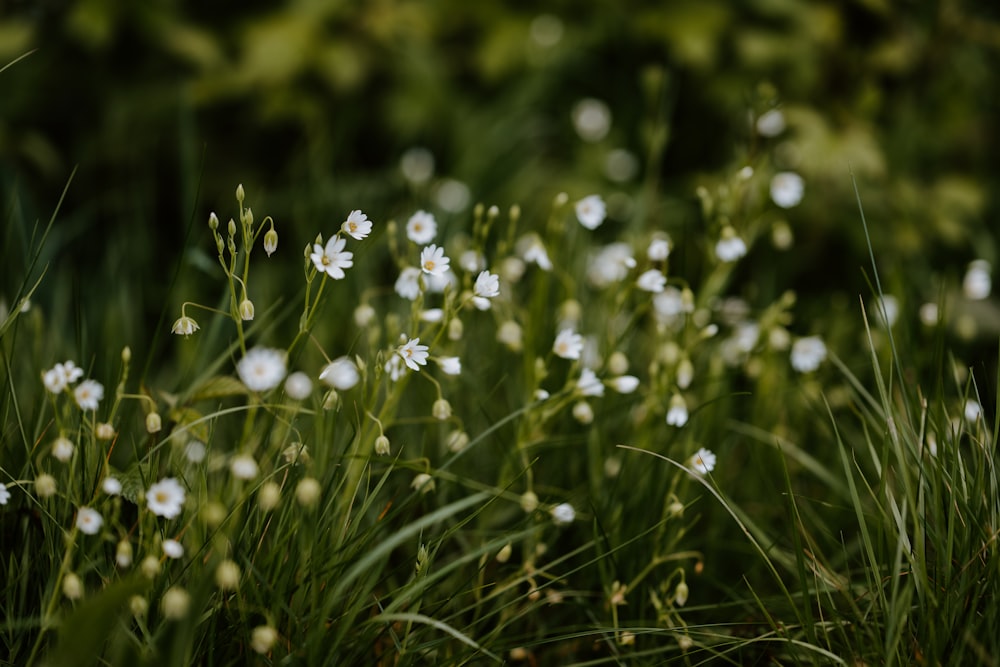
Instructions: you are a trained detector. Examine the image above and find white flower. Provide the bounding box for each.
[395,266,422,300]
[411,473,435,494]
[251,626,279,655]
[576,368,605,397]
[553,329,584,360]
[76,507,103,535]
[162,539,184,559]
[146,477,186,519]
[42,360,83,394]
[770,172,805,208]
[575,194,606,230]
[687,447,716,475]
[572,400,594,424]
[406,210,437,244]
[497,320,523,350]
[341,210,372,240]
[647,237,670,261]
[572,98,611,141]
[756,109,786,137]
[237,347,287,392]
[437,356,462,375]
[587,243,636,287]
[230,454,259,480]
[653,286,687,323]
[284,371,313,400]
[963,260,991,300]
[354,303,376,326]
[459,250,485,273]
[474,270,500,298]
[425,269,456,293]
[919,302,939,326]
[519,235,553,271]
[965,399,982,423]
[420,244,450,276]
[52,436,75,462]
[102,477,122,495]
[310,236,354,279]
[872,295,899,328]
[397,337,429,371]
[790,336,827,373]
[550,502,576,525]
[263,227,278,256]
[171,315,200,337]
[74,379,104,411]
[0,483,10,506]
[384,355,406,382]
[319,357,360,390]
[637,268,667,293]
[608,375,640,394]
[715,227,747,262]
[184,440,206,463]
[419,308,444,322]
[665,394,688,427]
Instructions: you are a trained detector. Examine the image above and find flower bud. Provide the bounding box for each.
[258,481,281,511]
[62,572,83,600]
[96,422,116,440]
[172,315,200,337]
[162,587,191,619]
[448,317,464,341]
[496,543,513,563]
[520,491,539,513]
[208,211,219,231]
[129,595,148,617]
[295,477,322,508]
[228,218,237,238]
[374,435,391,456]
[674,580,689,606]
[411,473,435,494]
[35,473,57,498]
[432,398,452,420]
[116,540,133,568]
[145,412,162,434]
[141,555,160,579]
[251,625,279,655]
[244,207,253,226]
[121,345,132,363]
[236,183,245,203]
[239,299,255,321]
[215,560,241,590]
[264,228,278,257]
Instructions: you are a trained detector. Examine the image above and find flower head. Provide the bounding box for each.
[575,195,606,230]
[551,502,576,525]
[637,268,667,293]
[284,371,313,400]
[790,336,827,373]
[77,506,105,535]
[519,234,553,271]
[310,236,354,279]
[963,260,991,300]
[715,227,747,262]
[42,360,84,393]
[230,454,259,480]
[395,266,422,300]
[608,375,640,394]
[588,243,636,287]
[397,337,429,371]
[687,447,716,475]
[420,244,450,276]
[341,209,372,240]
[146,477,186,519]
[553,329,584,360]
[474,270,500,298]
[263,227,278,256]
[406,210,437,244]
[770,172,804,208]
[74,379,104,411]
[666,394,688,427]
[647,237,670,261]
[437,356,462,376]
[52,436,75,462]
[576,368,605,397]
[171,315,200,337]
[162,539,184,559]
[237,347,287,392]
[102,477,122,495]
[320,357,360,390]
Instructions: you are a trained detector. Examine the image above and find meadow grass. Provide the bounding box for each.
[2,159,998,667]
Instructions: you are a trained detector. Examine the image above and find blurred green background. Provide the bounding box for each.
[2,0,999,373]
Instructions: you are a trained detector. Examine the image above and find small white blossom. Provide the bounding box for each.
[572,400,594,424]
[553,329,584,360]
[963,260,991,300]
[284,371,313,400]
[576,368,605,397]
[872,295,899,328]
[354,303,376,327]
[588,243,636,287]
[419,308,444,322]
[395,266,422,300]
[437,356,462,375]
[74,379,104,411]
[608,375,640,394]
[519,235,553,271]
[688,447,716,475]
[459,250,485,273]
[425,269,457,293]
[384,355,406,382]
[756,109,786,137]
[406,210,437,244]
[474,270,500,298]
[171,315,200,337]
[397,337,429,371]
[715,228,747,262]
[146,478,186,519]
[341,210,372,240]
[230,454,259,480]
[647,237,670,261]
[162,539,184,559]
[550,502,576,525]
[411,473,435,494]
[251,626,279,655]
[770,172,805,208]
[102,477,122,495]
[0,483,10,506]
[497,320,523,350]
[52,436,75,462]
[919,302,940,326]
[310,236,354,279]
[237,347,287,392]
[665,394,688,427]
[965,399,982,423]
[790,336,827,373]
[575,194,606,230]
[184,440,206,463]
[420,244,450,276]
[320,357,360,390]
[637,268,667,293]
[42,360,83,394]
[76,507,103,535]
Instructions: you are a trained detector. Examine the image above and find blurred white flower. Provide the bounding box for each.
[146,478,186,519]
[553,329,584,360]
[411,473,435,494]
[406,210,437,244]
[474,270,500,298]
[588,243,636,287]
[572,98,611,142]
[576,368,605,397]
[519,234,553,271]
[43,360,84,393]
[436,179,471,213]
[872,295,899,328]
[437,356,462,376]
[171,315,200,337]
[341,210,372,240]
[572,400,594,424]
[608,375,640,394]
[400,147,435,185]
[230,454,259,480]
[687,447,716,475]
[310,236,354,279]
[637,268,667,293]
[604,148,639,182]
[551,502,576,525]
[919,302,940,326]
[419,308,444,322]
[575,194,607,230]
[52,436,75,462]
[497,320,523,350]
[965,399,982,423]
[74,379,104,411]
[162,539,184,559]
[647,236,670,261]
[790,336,827,373]
[384,355,406,382]
[756,109,786,137]
[184,440,206,463]
[460,250,485,273]
[237,347,287,392]
[102,477,122,495]
[397,337,429,371]
[76,507,103,535]
[770,172,805,208]
[320,357,360,390]
[395,266,422,300]
[715,227,747,262]
[666,394,688,427]
[963,260,991,300]
[284,371,313,400]
[354,303,376,327]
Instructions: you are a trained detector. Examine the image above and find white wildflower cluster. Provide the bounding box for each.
[42,360,104,412]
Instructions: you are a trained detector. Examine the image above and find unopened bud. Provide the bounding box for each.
[432,398,452,420]
[264,228,278,257]
[374,435,391,456]
[208,211,219,231]
[244,207,253,226]
[228,219,237,238]
[121,346,132,363]
[145,412,162,434]
[239,299,255,321]
[236,183,245,202]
